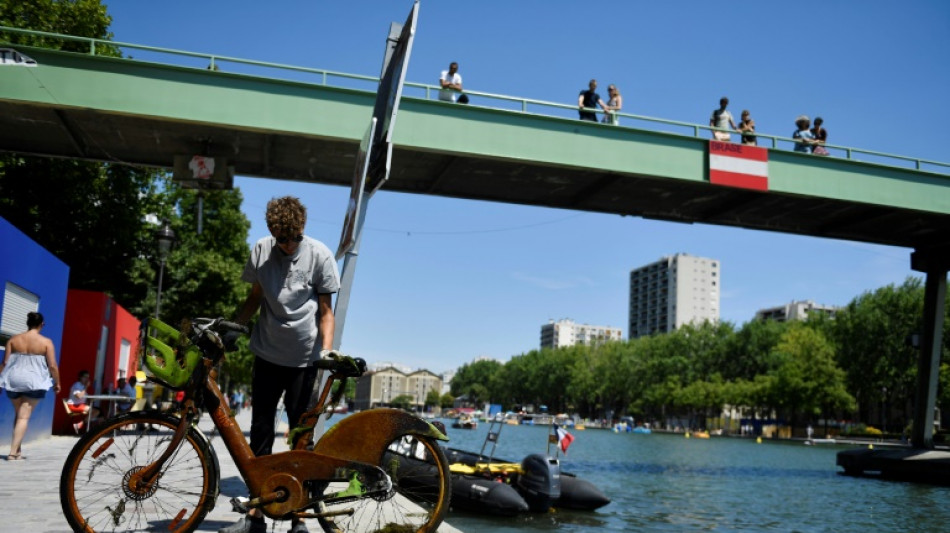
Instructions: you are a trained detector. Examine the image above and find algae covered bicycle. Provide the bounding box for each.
[59,317,451,532]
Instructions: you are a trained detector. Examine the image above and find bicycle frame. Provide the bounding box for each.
[136,340,447,521]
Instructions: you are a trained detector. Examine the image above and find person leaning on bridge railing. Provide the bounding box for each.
[578,78,609,122]
[439,61,464,103]
[603,84,623,125]
[811,117,830,155]
[792,115,819,153]
[738,109,757,146]
[710,96,738,142]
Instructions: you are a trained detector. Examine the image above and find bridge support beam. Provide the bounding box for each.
[909,245,950,449]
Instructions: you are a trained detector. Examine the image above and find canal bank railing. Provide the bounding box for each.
[3,26,949,176]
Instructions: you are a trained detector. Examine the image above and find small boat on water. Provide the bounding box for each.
[384,417,610,516]
[452,413,478,429]
[632,426,652,434]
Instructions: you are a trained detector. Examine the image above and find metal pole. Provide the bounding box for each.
[197,192,204,235]
[909,247,949,448]
[155,259,166,318]
[305,194,372,437]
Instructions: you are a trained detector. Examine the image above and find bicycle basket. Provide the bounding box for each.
[142,318,202,390]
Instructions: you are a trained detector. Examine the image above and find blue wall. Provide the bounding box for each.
[0,217,70,449]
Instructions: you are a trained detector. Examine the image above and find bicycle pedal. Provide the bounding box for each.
[229,496,250,514]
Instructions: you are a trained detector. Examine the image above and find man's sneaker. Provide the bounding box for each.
[288,521,310,533]
[218,516,267,533]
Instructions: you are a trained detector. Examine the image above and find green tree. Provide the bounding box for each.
[151,187,251,322]
[425,389,442,409]
[0,156,166,309]
[725,318,789,380]
[451,359,503,405]
[0,0,118,55]
[770,324,855,425]
[833,278,925,428]
[390,394,413,411]
[440,392,455,409]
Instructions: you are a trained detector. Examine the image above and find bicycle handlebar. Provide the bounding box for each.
[216,319,249,335]
[313,355,367,377]
[203,318,364,376]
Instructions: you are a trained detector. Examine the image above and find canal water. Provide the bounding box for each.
[434,421,950,532]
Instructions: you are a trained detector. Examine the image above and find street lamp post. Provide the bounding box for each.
[154,219,176,319]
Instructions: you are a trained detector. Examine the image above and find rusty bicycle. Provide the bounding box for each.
[59,317,451,533]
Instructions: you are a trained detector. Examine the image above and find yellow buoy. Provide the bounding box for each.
[869,444,874,450]
[756,436,762,444]
[685,431,690,439]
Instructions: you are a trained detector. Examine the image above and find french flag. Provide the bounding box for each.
[708,141,769,191]
[554,424,575,454]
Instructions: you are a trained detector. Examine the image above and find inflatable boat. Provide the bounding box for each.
[383,419,610,516]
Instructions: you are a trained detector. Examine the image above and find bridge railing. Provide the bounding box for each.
[2,26,948,176]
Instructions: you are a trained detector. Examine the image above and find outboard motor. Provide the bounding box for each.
[516,453,561,512]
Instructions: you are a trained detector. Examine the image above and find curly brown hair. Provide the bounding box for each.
[265,196,307,237]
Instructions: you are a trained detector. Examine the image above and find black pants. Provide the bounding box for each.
[249,356,318,456]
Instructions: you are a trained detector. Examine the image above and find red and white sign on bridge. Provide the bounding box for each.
[708,141,769,191]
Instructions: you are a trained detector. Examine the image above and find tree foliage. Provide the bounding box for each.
[446,278,947,434]
[0,0,258,386]
[0,0,118,55]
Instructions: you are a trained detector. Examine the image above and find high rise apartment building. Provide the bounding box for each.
[628,253,720,339]
[540,319,622,349]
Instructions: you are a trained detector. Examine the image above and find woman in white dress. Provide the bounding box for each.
[0,312,60,460]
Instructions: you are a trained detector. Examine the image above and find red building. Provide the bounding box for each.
[53,290,141,435]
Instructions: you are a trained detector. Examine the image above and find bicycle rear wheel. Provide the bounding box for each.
[60,411,219,533]
[315,434,451,533]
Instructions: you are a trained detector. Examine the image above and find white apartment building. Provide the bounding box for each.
[755,300,838,322]
[540,318,622,349]
[628,253,720,339]
[354,365,443,411]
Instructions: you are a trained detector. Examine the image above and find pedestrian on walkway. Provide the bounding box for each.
[0,312,61,460]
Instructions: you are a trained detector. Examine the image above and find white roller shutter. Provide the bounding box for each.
[2,282,39,337]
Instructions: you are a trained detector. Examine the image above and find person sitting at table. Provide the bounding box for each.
[116,376,135,413]
[67,369,99,422]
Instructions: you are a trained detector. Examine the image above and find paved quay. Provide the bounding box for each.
[0,408,461,532]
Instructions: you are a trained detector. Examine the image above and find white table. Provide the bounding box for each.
[84,394,132,428]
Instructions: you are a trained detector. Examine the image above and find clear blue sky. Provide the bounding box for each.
[105,1,950,373]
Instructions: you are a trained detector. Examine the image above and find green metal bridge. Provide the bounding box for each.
[1,28,949,453]
[1,27,948,252]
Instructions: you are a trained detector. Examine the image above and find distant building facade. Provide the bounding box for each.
[354,365,443,412]
[755,300,838,322]
[540,319,622,349]
[628,253,720,339]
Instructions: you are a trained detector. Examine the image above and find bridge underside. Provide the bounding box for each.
[2,100,948,251]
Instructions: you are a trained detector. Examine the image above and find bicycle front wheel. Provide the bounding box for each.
[315,434,451,533]
[60,411,219,533]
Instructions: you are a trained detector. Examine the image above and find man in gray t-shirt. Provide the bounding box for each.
[241,234,339,367]
[224,196,339,533]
